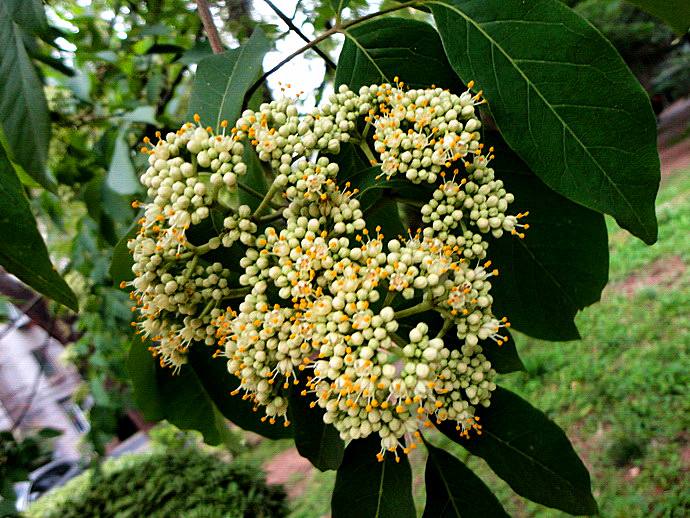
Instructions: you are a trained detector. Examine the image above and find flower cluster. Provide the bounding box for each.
[125,80,526,460]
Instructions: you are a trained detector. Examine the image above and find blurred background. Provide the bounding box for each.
[0,1,688,516]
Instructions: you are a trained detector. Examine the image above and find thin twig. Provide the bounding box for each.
[262,0,336,70]
[242,0,424,109]
[196,0,224,54]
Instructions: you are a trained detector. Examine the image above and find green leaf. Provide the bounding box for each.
[5,0,51,40]
[348,165,435,212]
[288,384,344,471]
[437,386,598,515]
[330,0,351,17]
[109,219,138,287]
[335,18,464,91]
[126,337,164,420]
[332,435,416,518]
[423,440,508,518]
[430,0,660,244]
[187,347,293,440]
[0,1,54,191]
[238,144,269,211]
[487,139,609,341]
[188,28,271,130]
[479,335,524,374]
[625,0,690,35]
[0,148,78,311]
[126,340,226,445]
[120,106,158,125]
[107,127,140,195]
[366,197,406,242]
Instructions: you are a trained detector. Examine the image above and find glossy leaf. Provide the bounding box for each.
[0,1,54,191]
[109,220,138,287]
[437,387,598,515]
[348,165,435,212]
[431,0,660,244]
[335,17,463,91]
[487,140,609,340]
[238,144,269,211]
[0,148,78,311]
[188,28,270,130]
[126,339,227,445]
[423,440,508,518]
[479,335,524,374]
[288,385,344,471]
[626,0,690,35]
[331,435,415,518]
[187,347,293,440]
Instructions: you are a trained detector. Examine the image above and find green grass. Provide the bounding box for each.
[251,169,690,517]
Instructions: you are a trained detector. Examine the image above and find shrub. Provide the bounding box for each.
[27,448,288,518]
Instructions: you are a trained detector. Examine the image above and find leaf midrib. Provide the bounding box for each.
[342,31,390,83]
[429,0,650,236]
[215,51,243,130]
[427,448,462,517]
[482,427,587,502]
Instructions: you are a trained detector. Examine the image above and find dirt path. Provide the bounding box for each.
[658,97,690,177]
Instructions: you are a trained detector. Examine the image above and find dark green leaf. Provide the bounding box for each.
[288,385,344,471]
[437,386,598,515]
[5,0,50,40]
[36,427,63,439]
[330,0,351,17]
[125,337,165,420]
[109,219,138,287]
[0,148,77,310]
[177,40,214,65]
[188,28,270,130]
[0,2,54,191]
[423,440,508,518]
[431,0,660,244]
[238,144,269,211]
[487,139,609,341]
[126,340,226,445]
[332,435,415,518]
[348,165,435,212]
[335,18,463,91]
[626,0,690,35]
[479,335,524,374]
[187,347,293,440]
[366,197,405,242]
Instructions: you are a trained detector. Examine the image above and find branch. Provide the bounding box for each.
[262,0,336,70]
[196,0,224,54]
[242,0,424,109]
[0,270,77,344]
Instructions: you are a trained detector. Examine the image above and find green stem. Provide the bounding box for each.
[358,139,378,166]
[225,287,251,299]
[395,197,425,208]
[257,210,284,224]
[383,290,397,307]
[394,300,433,320]
[238,182,282,209]
[199,299,216,319]
[436,319,454,339]
[252,180,283,218]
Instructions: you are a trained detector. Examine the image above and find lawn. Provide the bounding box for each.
[239,169,690,518]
